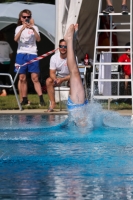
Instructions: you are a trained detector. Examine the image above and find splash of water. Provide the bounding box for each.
[68,102,133,129]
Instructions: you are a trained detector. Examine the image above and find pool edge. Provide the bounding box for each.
[0,109,132,116]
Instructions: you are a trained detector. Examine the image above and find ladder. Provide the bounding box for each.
[91,0,133,114]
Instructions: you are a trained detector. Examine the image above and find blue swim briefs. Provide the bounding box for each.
[15,53,40,74]
[67,96,88,110]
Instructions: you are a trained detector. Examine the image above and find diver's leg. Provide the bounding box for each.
[64,24,85,104]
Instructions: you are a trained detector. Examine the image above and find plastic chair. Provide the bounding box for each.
[54,86,70,111]
[0,69,22,110]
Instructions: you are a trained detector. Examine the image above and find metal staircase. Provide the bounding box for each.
[91,0,133,113]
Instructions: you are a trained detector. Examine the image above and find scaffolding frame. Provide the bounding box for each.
[91,0,133,115]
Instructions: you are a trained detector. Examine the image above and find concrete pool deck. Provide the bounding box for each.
[0,109,132,116]
[0,109,68,115]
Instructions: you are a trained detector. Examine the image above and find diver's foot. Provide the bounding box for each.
[64,24,75,42]
[74,24,78,32]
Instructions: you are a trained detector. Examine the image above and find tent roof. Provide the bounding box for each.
[0,2,55,43]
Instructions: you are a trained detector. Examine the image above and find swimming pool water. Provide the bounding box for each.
[0,113,133,199]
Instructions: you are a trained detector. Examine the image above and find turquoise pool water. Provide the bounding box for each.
[0,106,133,199]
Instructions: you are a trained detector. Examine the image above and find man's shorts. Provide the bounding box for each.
[15,53,40,74]
[60,80,69,87]
[67,96,88,110]
[56,75,69,87]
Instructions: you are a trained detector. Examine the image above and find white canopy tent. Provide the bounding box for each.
[0,2,55,44]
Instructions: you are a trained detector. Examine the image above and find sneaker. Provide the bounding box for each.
[102,6,114,14]
[21,100,30,106]
[39,101,46,107]
[121,5,128,14]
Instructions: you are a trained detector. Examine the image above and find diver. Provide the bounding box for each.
[64,24,90,127]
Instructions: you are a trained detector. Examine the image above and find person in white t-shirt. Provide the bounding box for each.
[14,9,45,106]
[0,31,13,96]
[46,39,70,112]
